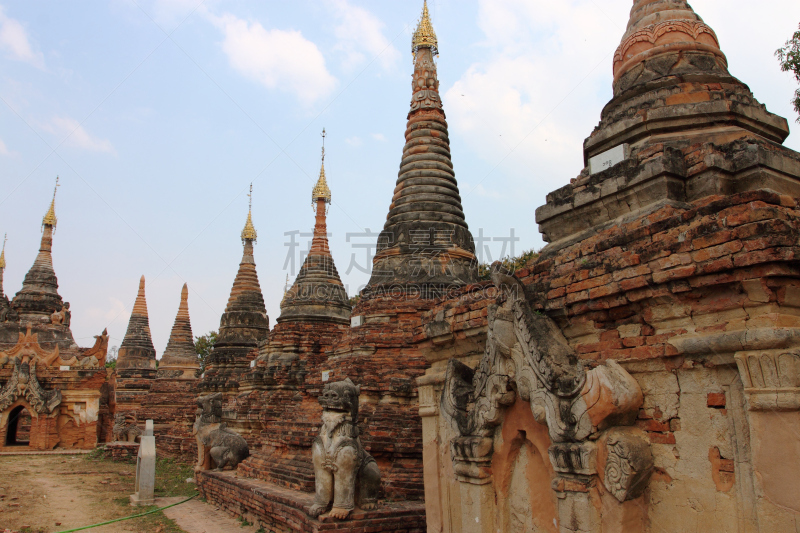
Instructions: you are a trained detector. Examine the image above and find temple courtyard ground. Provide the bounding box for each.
[0,453,258,533]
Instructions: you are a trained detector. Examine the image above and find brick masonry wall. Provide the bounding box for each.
[196,470,426,533]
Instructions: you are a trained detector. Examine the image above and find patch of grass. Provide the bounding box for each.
[84,446,105,461]
[154,458,197,498]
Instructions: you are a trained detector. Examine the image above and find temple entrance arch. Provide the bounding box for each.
[5,405,32,446]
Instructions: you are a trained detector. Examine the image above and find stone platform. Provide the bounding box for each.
[102,441,139,462]
[196,470,426,533]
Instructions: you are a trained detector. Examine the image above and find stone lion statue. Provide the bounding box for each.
[112,413,142,443]
[309,378,380,520]
[192,392,249,471]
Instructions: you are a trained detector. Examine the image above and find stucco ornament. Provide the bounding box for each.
[0,360,61,414]
[441,264,653,500]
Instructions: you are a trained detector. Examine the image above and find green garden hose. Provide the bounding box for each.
[55,494,197,532]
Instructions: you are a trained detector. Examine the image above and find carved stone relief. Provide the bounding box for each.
[0,360,61,415]
[441,265,653,502]
[735,350,800,410]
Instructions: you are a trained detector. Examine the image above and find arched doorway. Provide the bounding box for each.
[5,405,32,446]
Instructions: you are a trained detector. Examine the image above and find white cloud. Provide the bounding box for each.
[326,0,401,72]
[44,117,116,154]
[345,136,362,147]
[212,13,336,105]
[0,139,8,155]
[0,6,44,68]
[445,0,630,197]
[371,133,386,142]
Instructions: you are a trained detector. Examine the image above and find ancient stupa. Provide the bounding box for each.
[202,186,269,391]
[116,276,157,372]
[13,179,67,322]
[366,0,477,297]
[537,0,793,248]
[157,283,199,379]
[278,130,351,324]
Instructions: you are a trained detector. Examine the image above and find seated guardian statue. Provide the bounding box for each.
[192,392,249,471]
[309,378,380,520]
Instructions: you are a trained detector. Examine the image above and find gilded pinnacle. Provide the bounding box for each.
[0,234,6,270]
[241,184,257,244]
[412,0,438,56]
[312,163,332,205]
[42,177,59,229]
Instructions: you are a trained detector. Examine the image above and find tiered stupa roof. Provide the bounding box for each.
[585,0,790,161]
[12,180,65,320]
[204,191,269,387]
[158,283,199,379]
[116,276,157,370]
[366,1,477,296]
[536,0,795,248]
[279,136,350,324]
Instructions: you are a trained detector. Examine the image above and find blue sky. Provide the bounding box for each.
[1,0,799,354]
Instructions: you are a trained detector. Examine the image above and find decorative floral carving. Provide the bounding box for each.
[615,20,721,65]
[600,427,654,502]
[409,53,443,114]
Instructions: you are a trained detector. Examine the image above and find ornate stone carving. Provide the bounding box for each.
[50,303,71,326]
[735,350,800,410]
[598,427,654,502]
[309,378,381,520]
[112,413,143,442]
[0,325,62,367]
[192,392,249,471]
[0,360,61,414]
[80,329,109,368]
[441,264,651,494]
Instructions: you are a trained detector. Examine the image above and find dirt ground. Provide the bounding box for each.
[0,452,194,533]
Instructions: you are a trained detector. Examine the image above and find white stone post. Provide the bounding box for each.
[131,419,156,506]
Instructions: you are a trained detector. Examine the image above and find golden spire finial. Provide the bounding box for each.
[312,128,332,205]
[0,233,6,270]
[241,183,258,244]
[412,0,438,56]
[42,176,59,230]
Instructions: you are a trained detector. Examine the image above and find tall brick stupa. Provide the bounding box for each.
[157,283,199,379]
[537,0,793,248]
[202,188,269,392]
[366,0,477,298]
[115,276,158,411]
[2,179,78,354]
[235,138,353,487]
[278,132,351,325]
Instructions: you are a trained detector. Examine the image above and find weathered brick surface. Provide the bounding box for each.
[196,470,426,533]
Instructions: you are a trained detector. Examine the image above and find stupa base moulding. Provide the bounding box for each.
[196,471,425,533]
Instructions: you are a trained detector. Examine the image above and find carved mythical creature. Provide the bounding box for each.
[192,392,249,471]
[112,413,142,442]
[309,378,380,520]
[440,264,653,501]
[0,360,61,414]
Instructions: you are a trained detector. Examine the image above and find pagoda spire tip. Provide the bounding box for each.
[42,176,59,230]
[412,0,438,56]
[0,233,6,270]
[241,183,257,244]
[312,128,332,205]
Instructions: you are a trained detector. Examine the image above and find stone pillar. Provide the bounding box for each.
[735,349,800,529]
[131,419,156,506]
